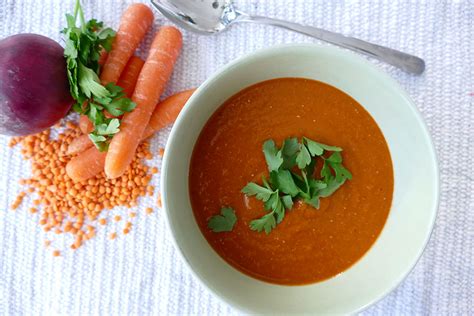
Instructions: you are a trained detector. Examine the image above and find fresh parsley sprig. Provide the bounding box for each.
[62,0,136,151]
[242,137,352,234]
[207,207,237,232]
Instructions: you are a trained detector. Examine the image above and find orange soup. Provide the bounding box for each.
[189,78,393,285]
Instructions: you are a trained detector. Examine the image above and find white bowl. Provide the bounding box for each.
[161,44,439,314]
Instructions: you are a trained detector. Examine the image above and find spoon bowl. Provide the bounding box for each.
[150,0,239,34]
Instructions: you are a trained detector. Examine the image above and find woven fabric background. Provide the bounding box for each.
[0,0,472,314]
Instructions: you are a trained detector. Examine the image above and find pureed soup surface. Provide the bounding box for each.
[189,78,393,285]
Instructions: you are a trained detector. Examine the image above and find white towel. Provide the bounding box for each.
[0,0,472,314]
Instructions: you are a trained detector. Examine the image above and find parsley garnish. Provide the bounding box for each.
[207,207,237,232]
[62,0,136,151]
[243,137,352,234]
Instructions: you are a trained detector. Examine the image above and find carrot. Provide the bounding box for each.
[67,135,91,155]
[142,89,195,139]
[78,56,145,135]
[79,115,94,134]
[67,89,190,181]
[116,56,145,98]
[105,26,183,179]
[98,50,108,67]
[66,147,106,183]
[100,4,154,85]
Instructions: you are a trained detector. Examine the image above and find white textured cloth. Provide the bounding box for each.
[0,0,472,314]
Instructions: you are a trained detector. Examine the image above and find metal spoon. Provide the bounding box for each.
[150,0,425,75]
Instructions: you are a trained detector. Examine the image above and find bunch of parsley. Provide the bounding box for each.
[62,0,136,151]
[207,137,352,234]
[242,137,352,234]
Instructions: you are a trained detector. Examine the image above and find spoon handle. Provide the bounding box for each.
[236,14,425,75]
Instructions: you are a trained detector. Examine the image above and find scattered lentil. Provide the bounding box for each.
[10,123,158,252]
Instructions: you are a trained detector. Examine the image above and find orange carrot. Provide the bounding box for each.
[100,4,154,85]
[66,147,106,182]
[67,89,189,181]
[105,26,182,179]
[70,90,191,158]
[67,135,91,155]
[142,89,195,139]
[116,56,145,98]
[79,115,94,134]
[98,50,108,67]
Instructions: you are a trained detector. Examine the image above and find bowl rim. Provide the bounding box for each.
[161,43,440,313]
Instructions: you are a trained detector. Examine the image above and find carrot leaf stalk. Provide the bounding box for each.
[62,0,136,151]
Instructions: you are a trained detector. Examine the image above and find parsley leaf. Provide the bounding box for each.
[63,0,136,151]
[96,118,120,135]
[281,195,293,210]
[264,190,280,211]
[327,152,343,164]
[231,137,352,235]
[77,61,109,99]
[321,160,333,181]
[303,137,324,156]
[280,137,299,169]
[263,140,283,172]
[296,143,311,169]
[315,142,342,152]
[318,178,346,198]
[241,182,274,202]
[207,207,237,232]
[249,212,276,234]
[272,169,300,197]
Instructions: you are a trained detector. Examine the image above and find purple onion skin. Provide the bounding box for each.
[0,34,73,136]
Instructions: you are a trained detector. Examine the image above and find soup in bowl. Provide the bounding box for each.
[161,44,438,314]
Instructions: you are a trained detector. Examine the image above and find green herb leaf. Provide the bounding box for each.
[282,137,299,157]
[274,199,285,224]
[273,170,300,197]
[318,178,346,198]
[261,176,272,190]
[280,137,299,169]
[281,195,293,210]
[305,195,321,209]
[88,133,108,151]
[77,62,109,99]
[327,152,343,164]
[296,143,311,169]
[303,137,324,156]
[96,118,120,136]
[242,182,274,202]
[63,0,135,151]
[321,160,332,181]
[308,179,327,191]
[238,137,352,234]
[264,190,280,211]
[249,212,276,234]
[305,137,342,152]
[208,207,237,232]
[263,139,283,172]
